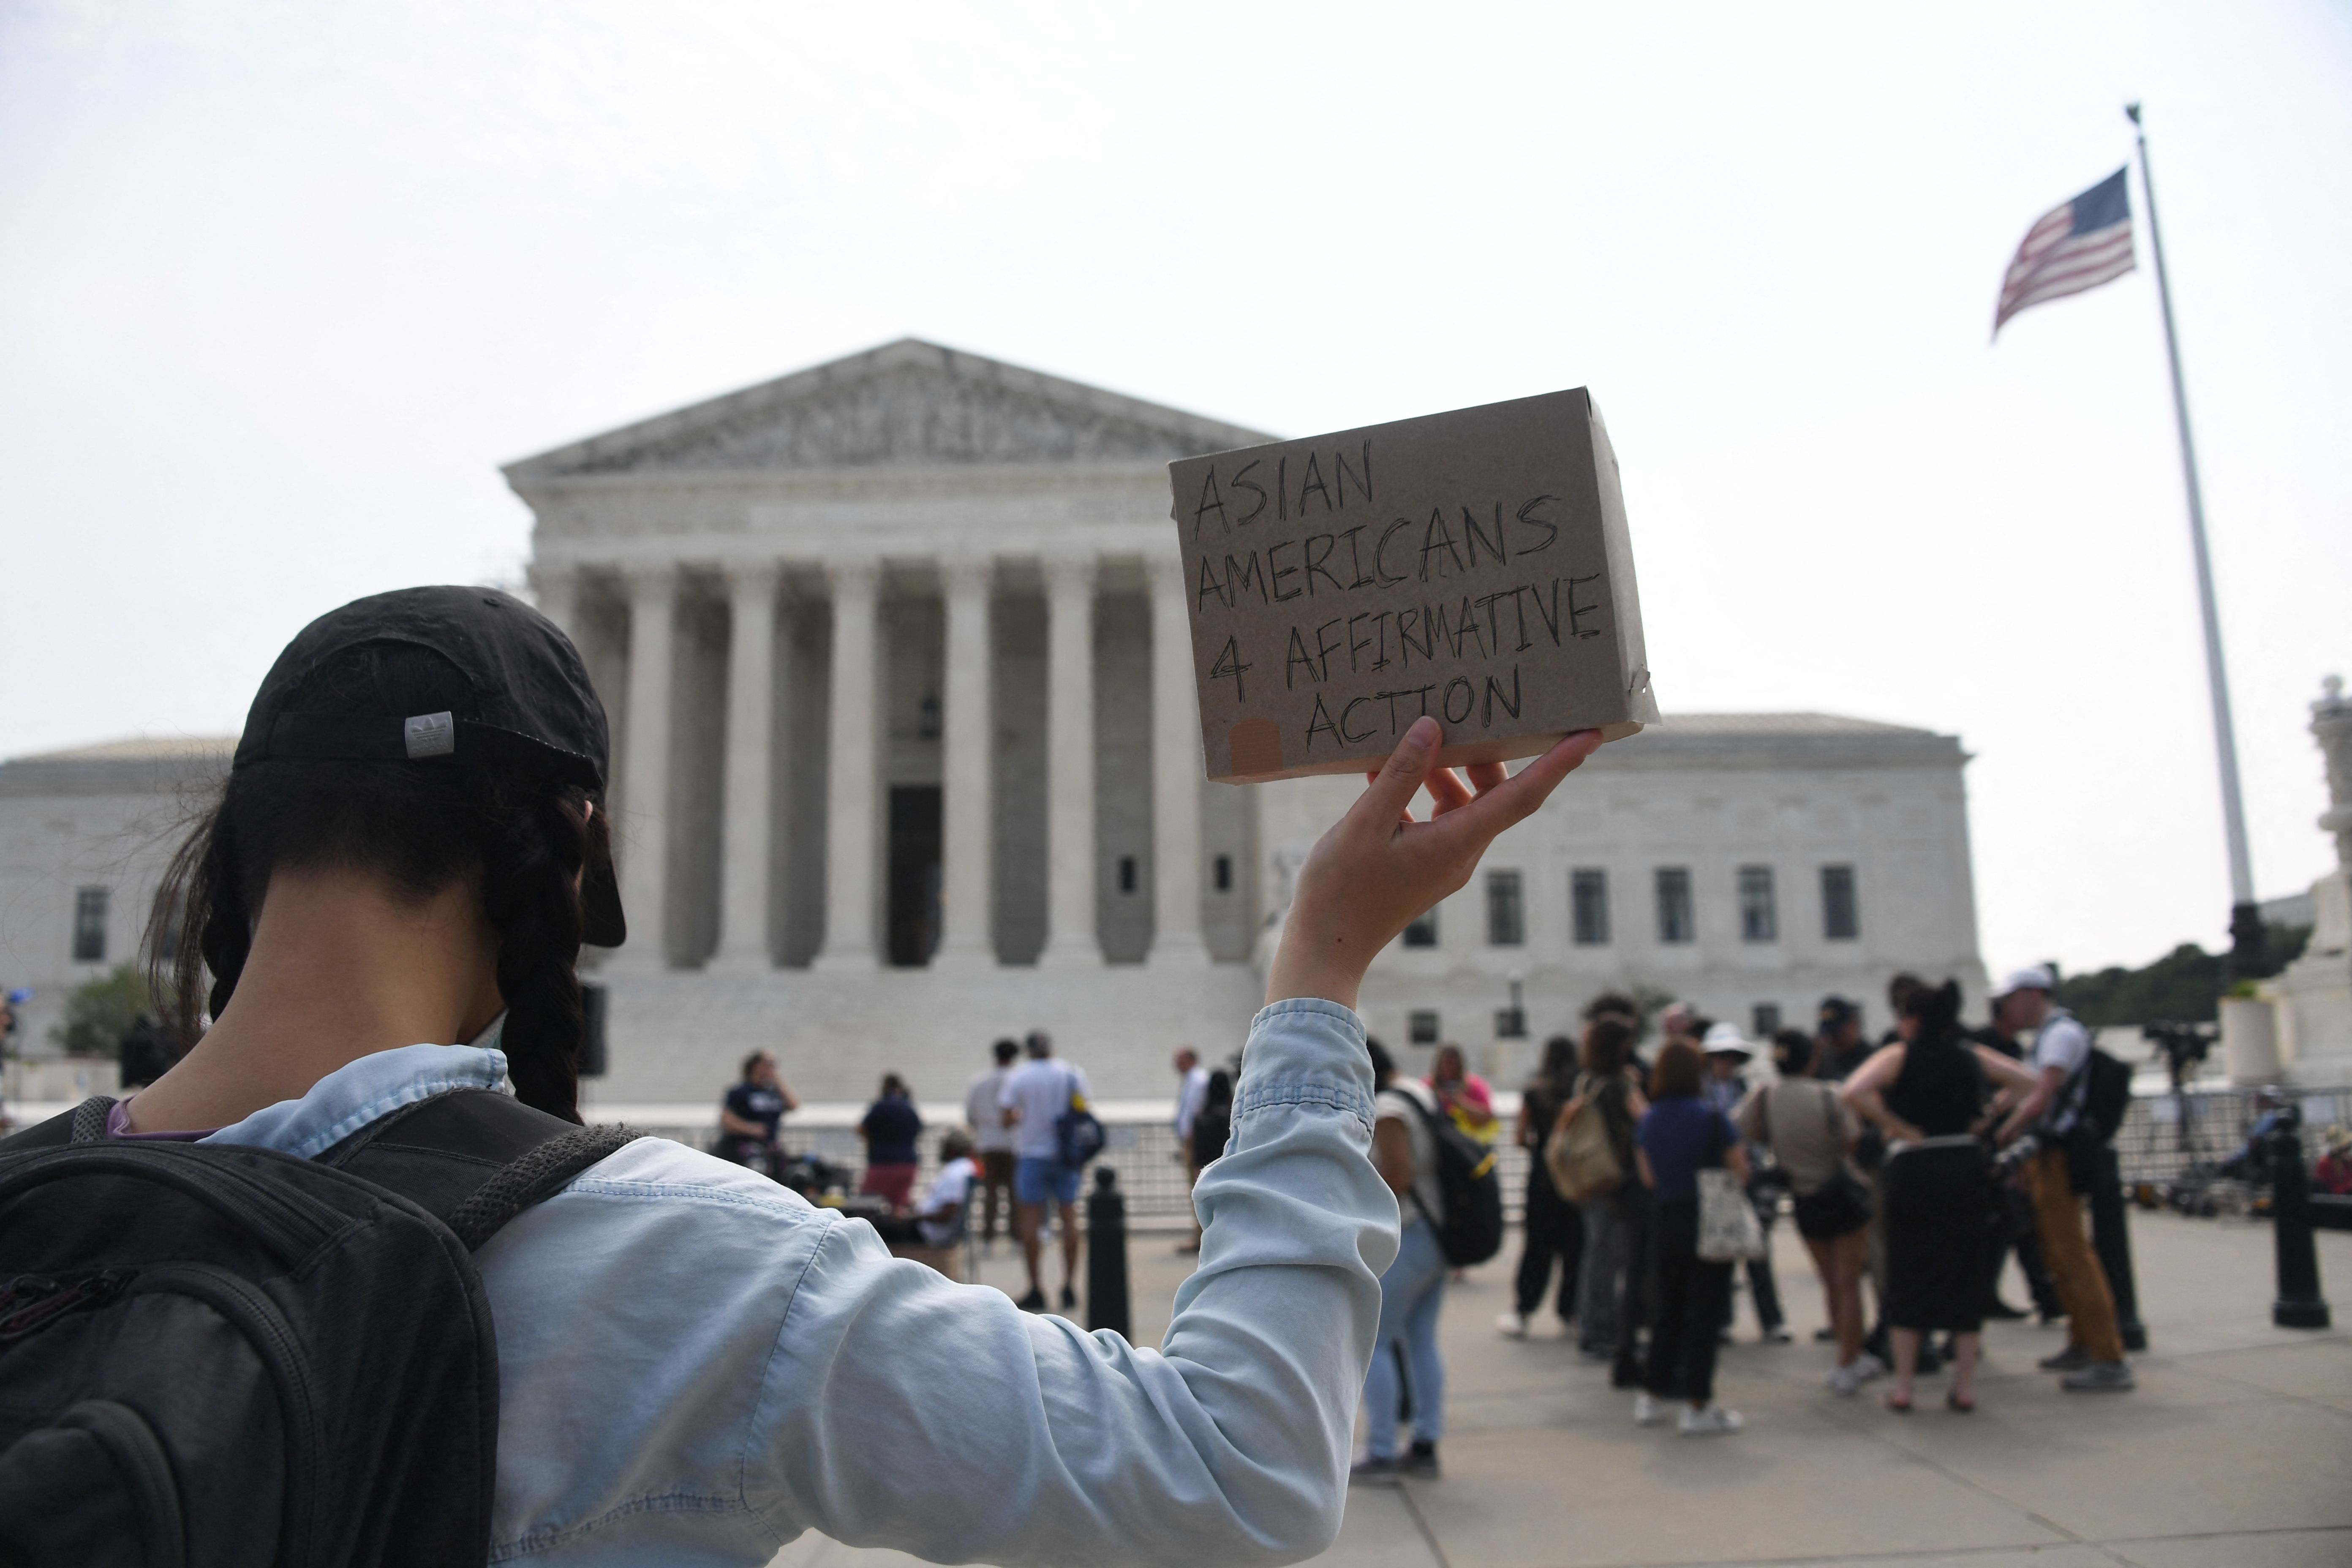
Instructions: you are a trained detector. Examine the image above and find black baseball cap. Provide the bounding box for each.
[231,585,625,947]
[1818,996,1858,1029]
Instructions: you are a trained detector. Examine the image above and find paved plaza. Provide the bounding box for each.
[770,1209,2352,1568]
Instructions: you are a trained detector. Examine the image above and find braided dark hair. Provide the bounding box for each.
[148,641,608,1122]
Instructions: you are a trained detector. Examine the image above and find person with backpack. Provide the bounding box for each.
[1993,965,2137,1391]
[1351,1039,1451,1484]
[998,1029,1093,1313]
[0,584,1609,1566]
[1565,1015,1649,1369]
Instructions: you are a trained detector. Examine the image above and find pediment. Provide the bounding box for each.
[508,339,1275,480]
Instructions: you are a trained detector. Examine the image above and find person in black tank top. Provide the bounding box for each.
[1841,982,2042,1412]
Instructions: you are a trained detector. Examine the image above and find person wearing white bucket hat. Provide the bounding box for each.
[1701,1023,1788,1344]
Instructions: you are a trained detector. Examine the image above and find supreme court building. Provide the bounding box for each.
[502,340,1989,1102]
[0,340,1988,1105]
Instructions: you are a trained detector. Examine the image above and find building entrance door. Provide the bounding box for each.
[886,785,943,967]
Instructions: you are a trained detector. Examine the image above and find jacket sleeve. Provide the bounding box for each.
[741,999,1396,1568]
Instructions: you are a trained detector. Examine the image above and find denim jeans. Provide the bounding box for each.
[1361,1217,1448,1458]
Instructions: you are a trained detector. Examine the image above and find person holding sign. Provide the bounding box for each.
[17,579,1604,1566]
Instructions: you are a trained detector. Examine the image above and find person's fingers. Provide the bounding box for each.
[1424,765,1473,817]
[1462,760,1508,796]
[1352,715,1441,829]
[1429,730,1603,847]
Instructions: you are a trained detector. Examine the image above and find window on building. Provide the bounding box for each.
[1752,1002,1783,1039]
[1117,855,1138,894]
[1822,864,1859,940]
[1486,871,1525,946]
[72,887,109,963]
[1403,907,1439,948]
[1738,865,1778,943]
[1571,868,1610,946]
[1212,854,1233,893]
[1408,1009,1440,1045]
[1495,1005,1527,1039]
[1654,868,1693,944]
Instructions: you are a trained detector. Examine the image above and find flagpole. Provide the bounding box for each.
[2126,101,2266,978]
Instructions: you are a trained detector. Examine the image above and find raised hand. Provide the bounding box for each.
[1266,717,1604,1010]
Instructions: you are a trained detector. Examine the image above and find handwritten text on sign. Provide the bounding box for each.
[1170,389,1654,782]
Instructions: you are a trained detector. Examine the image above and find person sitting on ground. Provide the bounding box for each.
[1632,1039,1749,1436]
[38,583,1609,1564]
[1841,980,2039,1413]
[2317,1128,2352,1197]
[1741,1029,1880,1394]
[717,1049,798,1176]
[871,1129,980,1255]
[1426,1043,1497,1143]
[858,1073,924,1211]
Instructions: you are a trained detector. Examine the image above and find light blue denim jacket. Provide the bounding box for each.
[194,999,1396,1565]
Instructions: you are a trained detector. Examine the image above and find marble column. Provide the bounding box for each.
[934,555,995,969]
[813,558,881,970]
[711,562,781,973]
[1147,553,1210,966]
[1039,552,1101,969]
[615,565,677,969]
[532,565,580,642]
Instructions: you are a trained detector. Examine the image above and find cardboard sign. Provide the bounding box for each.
[1169,388,1657,783]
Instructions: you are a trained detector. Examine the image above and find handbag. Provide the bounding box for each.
[1544,1076,1624,1202]
[1696,1114,1766,1261]
[1697,1168,1767,1261]
[1786,1085,1874,1240]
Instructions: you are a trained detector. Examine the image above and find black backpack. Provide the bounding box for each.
[1399,1090,1505,1268]
[2083,1048,2132,1143]
[0,1090,638,1567]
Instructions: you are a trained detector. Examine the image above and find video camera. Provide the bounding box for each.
[2142,1020,2216,1092]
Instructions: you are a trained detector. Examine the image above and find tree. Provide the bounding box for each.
[51,964,158,1056]
[2053,924,2311,1027]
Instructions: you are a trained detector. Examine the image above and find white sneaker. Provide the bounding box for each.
[1495,1310,1529,1339]
[1632,1391,1666,1426]
[1679,1403,1745,1436]
[1850,1351,1888,1383]
[1826,1363,1861,1397]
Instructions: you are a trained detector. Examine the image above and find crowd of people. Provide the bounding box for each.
[1355,965,2142,1478]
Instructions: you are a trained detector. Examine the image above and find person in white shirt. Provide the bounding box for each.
[1174,1047,1212,1255]
[964,1037,1020,1244]
[1993,965,2133,1391]
[873,1130,980,1253]
[999,1030,1092,1312]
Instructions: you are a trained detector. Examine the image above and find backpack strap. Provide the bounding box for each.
[320,1089,642,1251]
[0,1095,114,1152]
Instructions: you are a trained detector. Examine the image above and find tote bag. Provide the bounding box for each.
[1697,1167,1767,1263]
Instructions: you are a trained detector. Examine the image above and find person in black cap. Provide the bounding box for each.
[1813,996,1872,1083]
[67,586,1612,1565]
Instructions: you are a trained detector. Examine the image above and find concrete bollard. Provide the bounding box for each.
[2270,1104,2332,1329]
[1086,1166,1131,1340]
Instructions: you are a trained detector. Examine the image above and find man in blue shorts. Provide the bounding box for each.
[999,1030,1090,1312]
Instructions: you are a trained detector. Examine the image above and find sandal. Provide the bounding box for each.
[1886,1393,1913,1413]
[1946,1391,1975,1413]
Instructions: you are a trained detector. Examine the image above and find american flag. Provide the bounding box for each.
[1994,167,2135,335]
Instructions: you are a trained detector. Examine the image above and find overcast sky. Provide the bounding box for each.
[4,1,2347,980]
